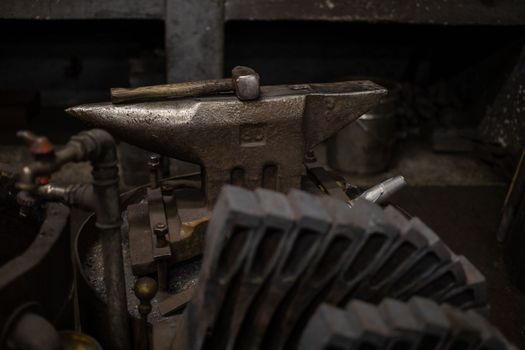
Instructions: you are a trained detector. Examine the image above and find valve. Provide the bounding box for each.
[17,130,55,186]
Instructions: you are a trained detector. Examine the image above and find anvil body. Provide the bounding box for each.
[68,81,386,203]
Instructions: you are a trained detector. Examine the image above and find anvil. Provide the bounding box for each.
[67,81,386,203]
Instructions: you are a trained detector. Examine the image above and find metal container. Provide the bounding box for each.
[327,81,399,174]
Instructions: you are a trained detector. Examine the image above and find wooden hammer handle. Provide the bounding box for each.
[111,78,233,104]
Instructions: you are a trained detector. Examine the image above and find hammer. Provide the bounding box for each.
[111,66,260,104]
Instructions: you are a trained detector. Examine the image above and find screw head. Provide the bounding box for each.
[154,223,168,236]
[148,154,160,168]
[161,183,174,195]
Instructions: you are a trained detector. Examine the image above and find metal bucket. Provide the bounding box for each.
[327,81,400,175]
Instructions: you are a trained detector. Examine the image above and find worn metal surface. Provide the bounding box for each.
[68,80,386,203]
[170,186,488,350]
[184,185,263,350]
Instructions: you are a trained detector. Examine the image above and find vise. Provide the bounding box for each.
[67,75,386,204]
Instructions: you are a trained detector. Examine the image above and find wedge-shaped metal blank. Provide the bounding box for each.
[296,304,363,350]
[356,213,440,301]
[183,185,263,350]
[441,304,483,349]
[402,255,472,301]
[378,299,424,350]
[345,299,391,347]
[326,199,400,305]
[234,189,332,350]
[408,297,450,349]
[298,298,516,350]
[225,189,295,350]
[262,196,367,350]
[171,187,492,350]
[387,218,452,300]
[439,257,488,309]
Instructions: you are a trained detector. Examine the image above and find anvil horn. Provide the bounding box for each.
[67,80,386,202]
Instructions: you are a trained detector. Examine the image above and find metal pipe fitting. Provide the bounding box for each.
[16,129,129,350]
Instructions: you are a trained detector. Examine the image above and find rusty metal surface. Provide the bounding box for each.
[170,185,489,350]
[68,80,386,203]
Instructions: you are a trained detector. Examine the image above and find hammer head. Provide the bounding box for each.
[232,66,260,101]
[67,80,386,203]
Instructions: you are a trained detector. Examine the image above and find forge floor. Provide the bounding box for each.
[390,185,525,348]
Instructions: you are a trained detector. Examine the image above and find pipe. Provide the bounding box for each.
[17,129,130,350]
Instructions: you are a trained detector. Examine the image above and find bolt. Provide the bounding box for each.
[161,183,175,196]
[149,154,161,189]
[304,150,316,163]
[153,223,169,248]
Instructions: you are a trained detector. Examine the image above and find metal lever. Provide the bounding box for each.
[134,277,158,350]
[111,66,260,104]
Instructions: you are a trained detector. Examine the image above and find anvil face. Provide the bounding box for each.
[67,81,386,203]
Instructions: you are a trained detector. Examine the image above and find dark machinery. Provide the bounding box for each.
[0,68,516,350]
[172,185,491,350]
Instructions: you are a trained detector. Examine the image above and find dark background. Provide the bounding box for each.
[1,3,525,346]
